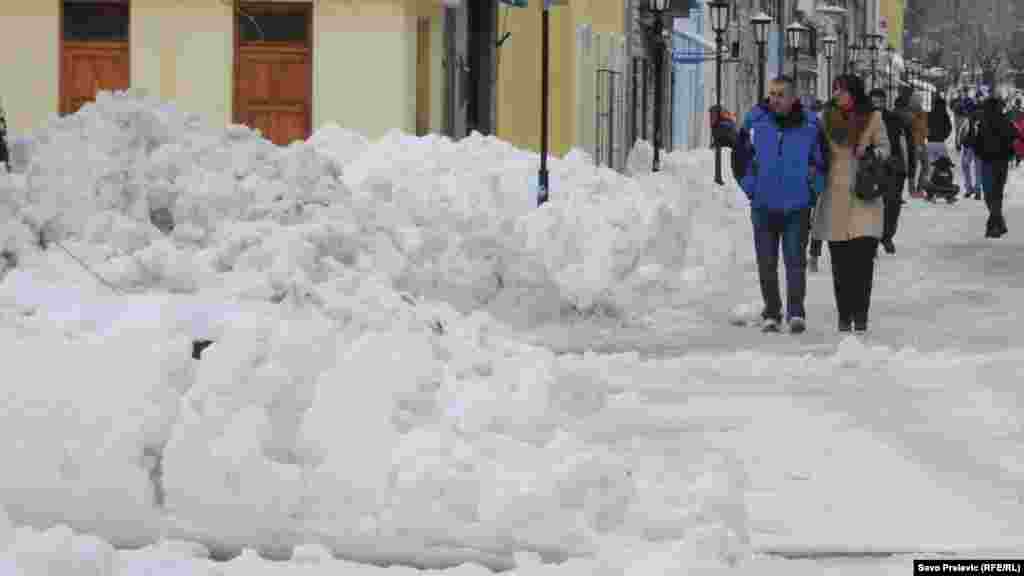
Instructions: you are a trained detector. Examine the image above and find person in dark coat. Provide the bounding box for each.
[870,88,908,254]
[738,76,825,333]
[975,96,1015,238]
[812,74,890,334]
[920,94,952,191]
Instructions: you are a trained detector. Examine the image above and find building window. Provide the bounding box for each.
[63,2,129,42]
[237,4,310,44]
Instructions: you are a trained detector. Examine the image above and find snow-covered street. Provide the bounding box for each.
[0,93,1022,574]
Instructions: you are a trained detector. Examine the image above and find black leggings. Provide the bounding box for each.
[828,237,879,327]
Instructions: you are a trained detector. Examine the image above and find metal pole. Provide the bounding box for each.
[791,45,798,82]
[776,0,785,81]
[714,29,724,185]
[871,53,877,91]
[608,71,615,169]
[641,60,648,141]
[538,3,549,205]
[888,59,893,106]
[653,19,662,172]
[826,56,832,100]
[757,42,766,103]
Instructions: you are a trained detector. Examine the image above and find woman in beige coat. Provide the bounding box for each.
[812,74,890,333]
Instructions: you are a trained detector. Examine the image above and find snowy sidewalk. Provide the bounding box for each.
[524,186,1024,561]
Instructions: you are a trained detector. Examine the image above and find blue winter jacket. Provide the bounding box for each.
[739,102,824,211]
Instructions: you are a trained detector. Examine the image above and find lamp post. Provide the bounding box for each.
[823,35,836,99]
[538,0,551,205]
[864,32,883,90]
[910,58,920,98]
[786,21,808,81]
[848,40,861,75]
[708,0,729,186]
[647,0,670,173]
[886,44,895,107]
[751,11,773,102]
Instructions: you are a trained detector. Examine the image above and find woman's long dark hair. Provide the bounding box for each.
[833,74,873,115]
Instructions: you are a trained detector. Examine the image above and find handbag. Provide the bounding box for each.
[854,145,887,201]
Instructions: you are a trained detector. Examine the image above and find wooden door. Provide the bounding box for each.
[60,2,130,116]
[234,3,312,146]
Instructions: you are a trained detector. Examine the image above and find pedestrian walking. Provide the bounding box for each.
[975,95,1015,238]
[736,76,824,334]
[906,93,929,198]
[870,88,908,254]
[812,74,890,334]
[919,94,953,195]
[957,105,983,199]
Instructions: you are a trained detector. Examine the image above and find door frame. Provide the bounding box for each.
[59,0,131,116]
[232,0,314,140]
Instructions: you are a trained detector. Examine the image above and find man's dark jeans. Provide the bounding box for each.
[980,159,1009,232]
[752,207,810,322]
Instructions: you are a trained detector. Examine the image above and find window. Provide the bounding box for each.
[238,4,309,44]
[63,2,129,42]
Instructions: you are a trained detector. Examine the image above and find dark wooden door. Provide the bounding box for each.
[61,42,130,115]
[60,1,130,116]
[234,3,312,146]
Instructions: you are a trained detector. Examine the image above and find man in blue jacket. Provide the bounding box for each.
[738,76,824,333]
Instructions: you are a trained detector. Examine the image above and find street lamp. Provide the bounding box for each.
[823,35,836,100]
[751,11,773,102]
[864,32,883,90]
[646,0,670,173]
[886,44,895,107]
[848,40,861,75]
[786,21,808,81]
[708,0,729,186]
[910,58,920,96]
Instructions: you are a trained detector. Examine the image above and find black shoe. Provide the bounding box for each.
[838,321,852,333]
[761,317,781,333]
[881,239,895,254]
[854,323,868,334]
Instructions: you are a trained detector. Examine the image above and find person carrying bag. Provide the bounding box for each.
[812,74,891,334]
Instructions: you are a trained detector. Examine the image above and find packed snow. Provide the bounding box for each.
[0,91,1022,575]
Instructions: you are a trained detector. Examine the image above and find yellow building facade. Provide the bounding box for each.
[0,0,450,142]
[494,0,629,159]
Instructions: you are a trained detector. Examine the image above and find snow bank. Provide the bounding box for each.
[5,91,752,325]
[0,91,757,569]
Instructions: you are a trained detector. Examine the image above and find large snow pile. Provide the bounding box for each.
[2,92,751,326]
[0,92,755,570]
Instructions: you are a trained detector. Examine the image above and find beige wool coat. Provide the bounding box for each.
[812,109,891,242]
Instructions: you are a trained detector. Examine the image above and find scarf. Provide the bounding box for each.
[823,102,869,146]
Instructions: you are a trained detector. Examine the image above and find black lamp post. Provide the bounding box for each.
[647,0,670,173]
[886,44,895,107]
[910,58,920,96]
[823,35,836,98]
[538,0,551,205]
[848,40,861,75]
[751,11,773,103]
[709,0,729,186]
[865,32,883,90]
[786,21,808,81]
